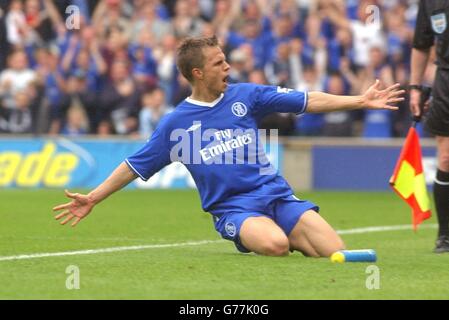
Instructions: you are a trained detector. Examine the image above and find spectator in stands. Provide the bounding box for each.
[35,47,67,134]
[264,41,300,89]
[129,44,157,91]
[5,0,32,47]
[0,5,8,70]
[211,0,239,36]
[153,34,178,105]
[171,71,191,106]
[60,33,107,93]
[23,0,55,44]
[226,18,273,70]
[99,59,141,135]
[61,70,100,134]
[228,47,251,84]
[295,64,325,136]
[0,49,37,109]
[129,2,171,45]
[326,27,354,72]
[232,0,271,34]
[384,4,413,68]
[361,46,395,138]
[60,102,89,136]
[41,0,70,44]
[271,11,299,44]
[0,90,34,134]
[0,0,418,138]
[300,12,326,67]
[94,0,131,41]
[171,0,205,38]
[255,59,296,136]
[322,73,355,136]
[248,69,267,85]
[99,25,129,68]
[139,87,173,138]
[322,0,385,70]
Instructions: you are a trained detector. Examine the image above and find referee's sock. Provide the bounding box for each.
[434,169,449,237]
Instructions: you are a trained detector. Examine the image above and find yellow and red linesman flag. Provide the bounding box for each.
[390,126,432,230]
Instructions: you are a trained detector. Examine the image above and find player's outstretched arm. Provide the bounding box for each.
[53,162,137,227]
[306,80,405,113]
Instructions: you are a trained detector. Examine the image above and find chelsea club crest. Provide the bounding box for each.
[231,102,247,117]
[225,222,236,237]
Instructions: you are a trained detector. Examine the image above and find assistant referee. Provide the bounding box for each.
[410,0,449,253]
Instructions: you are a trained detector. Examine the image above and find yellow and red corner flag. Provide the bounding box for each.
[390,126,432,230]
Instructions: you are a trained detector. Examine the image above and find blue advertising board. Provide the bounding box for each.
[0,138,283,189]
[312,145,437,190]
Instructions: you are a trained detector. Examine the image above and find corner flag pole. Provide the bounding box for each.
[389,86,433,231]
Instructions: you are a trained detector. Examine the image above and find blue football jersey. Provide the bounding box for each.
[126,83,308,211]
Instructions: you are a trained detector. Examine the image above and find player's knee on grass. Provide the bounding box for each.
[258,236,290,256]
[242,232,290,256]
[239,217,290,256]
[288,210,345,258]
[293,235,345,258]
[307,229,346,258]
[319,237,345,258]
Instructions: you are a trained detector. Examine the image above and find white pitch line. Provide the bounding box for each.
[0,240,225,262]
[337,223,437,235]
[0,224,438,262]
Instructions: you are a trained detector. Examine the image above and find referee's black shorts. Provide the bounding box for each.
[425,69,449,136]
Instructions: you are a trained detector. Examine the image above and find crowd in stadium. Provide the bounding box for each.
[0,0,435,137]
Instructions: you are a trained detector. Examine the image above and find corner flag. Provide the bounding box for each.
[389,126,432,230]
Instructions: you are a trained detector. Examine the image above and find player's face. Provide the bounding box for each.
[201,46,230,95]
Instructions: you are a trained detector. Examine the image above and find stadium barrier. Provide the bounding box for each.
[283,137,437,191]
[0,136,282,189]
[0,136,436,191]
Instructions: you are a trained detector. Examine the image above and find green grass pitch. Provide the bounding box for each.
[0,189,448,299]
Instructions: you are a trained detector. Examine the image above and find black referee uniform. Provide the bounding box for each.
[413,0,449,135]
[413,0,449,252]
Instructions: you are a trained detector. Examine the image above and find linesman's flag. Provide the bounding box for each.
[390,126,432,230]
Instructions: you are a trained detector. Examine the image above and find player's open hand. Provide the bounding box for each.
[363,80,405,110]
[53,190,95,227]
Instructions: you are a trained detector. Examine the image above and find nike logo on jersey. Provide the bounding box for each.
[186,123,202,132]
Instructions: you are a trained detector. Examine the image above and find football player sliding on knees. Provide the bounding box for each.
[53,36,404,257]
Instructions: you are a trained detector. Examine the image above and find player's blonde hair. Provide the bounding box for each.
[176,35,219,83]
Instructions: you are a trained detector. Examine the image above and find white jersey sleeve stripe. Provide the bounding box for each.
[125,159,148,181]
[298,91,308,114]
